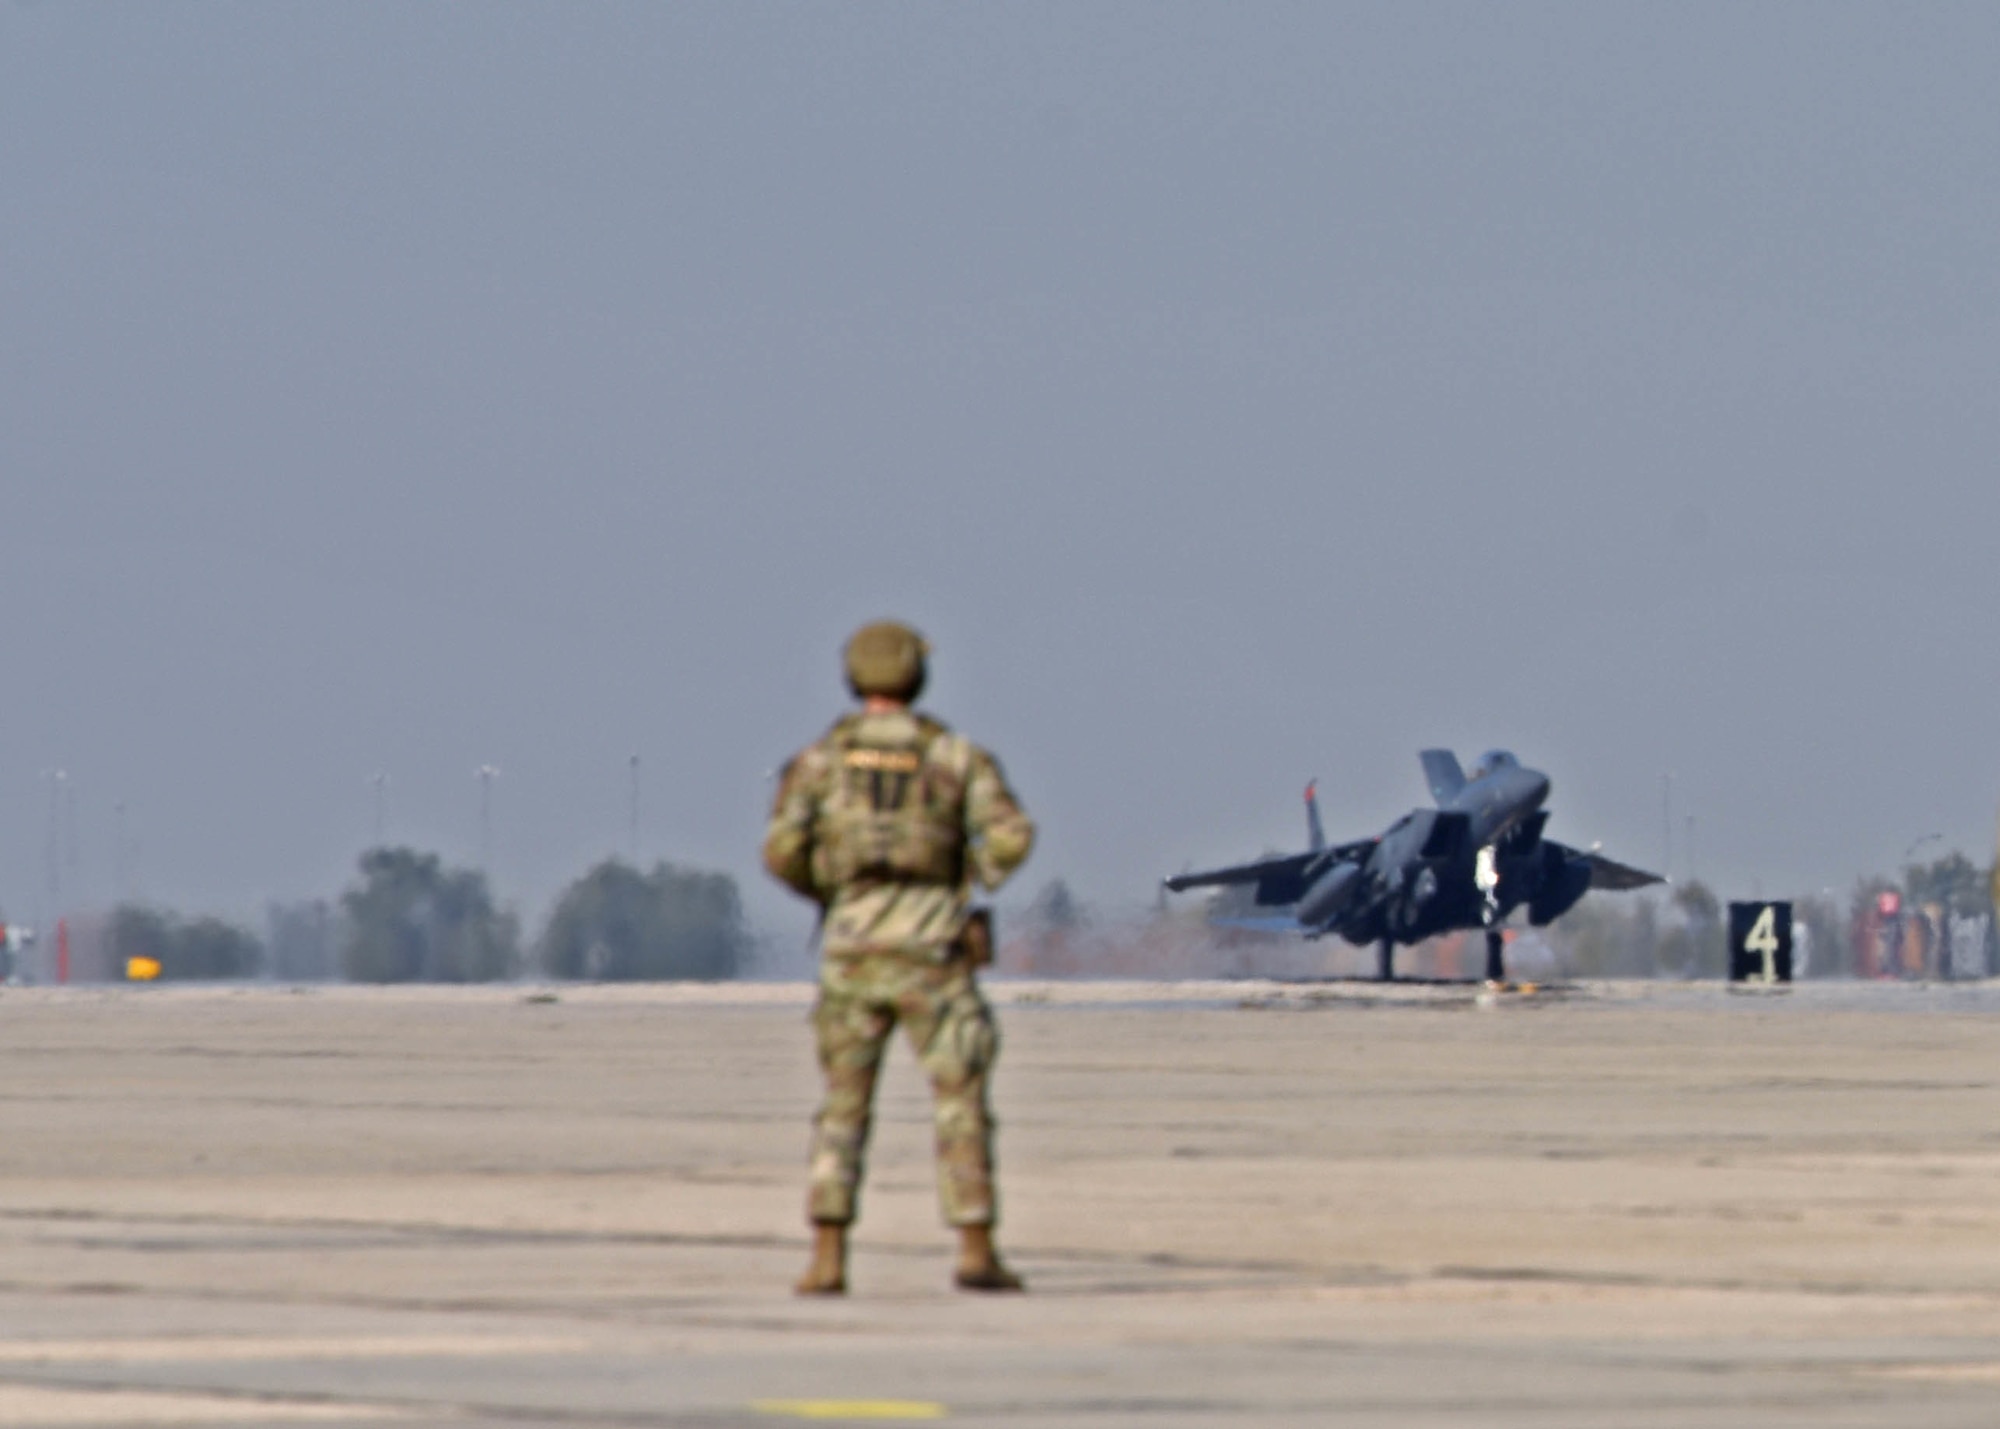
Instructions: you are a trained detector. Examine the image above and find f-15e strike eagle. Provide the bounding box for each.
[1163,749,1662,983]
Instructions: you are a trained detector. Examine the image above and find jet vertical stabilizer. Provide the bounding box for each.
[1419,749,1466,806]
[1304,780,1325,853]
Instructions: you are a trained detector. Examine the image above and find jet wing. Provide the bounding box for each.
[1164,841,1373,906]
[1547,843,1664,890]
[1163,851,1315,894]
[1587,854,1665,890]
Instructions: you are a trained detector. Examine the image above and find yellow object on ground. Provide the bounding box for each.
[752,1403,945,1421]
[126,956,162,981]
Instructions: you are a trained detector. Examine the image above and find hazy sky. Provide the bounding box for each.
[5,3,1999,942]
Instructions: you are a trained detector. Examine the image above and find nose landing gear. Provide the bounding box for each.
[1475,844,1506,986]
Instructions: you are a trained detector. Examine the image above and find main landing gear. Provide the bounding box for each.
[1484,927,1506,984]
[1377,938,1395,982]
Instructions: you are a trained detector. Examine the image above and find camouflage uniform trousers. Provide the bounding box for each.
[807,948,1000,1228]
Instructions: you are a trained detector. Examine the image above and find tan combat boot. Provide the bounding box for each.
[795,1223,848,1295]
[953,1224,1024,1292]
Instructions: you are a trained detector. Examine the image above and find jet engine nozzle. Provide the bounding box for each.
[1528,851,1593,926]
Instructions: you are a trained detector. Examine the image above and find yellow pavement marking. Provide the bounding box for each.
[752,1403,946,1421]
[0,1384,409,1423]
[0,1336,584,1364]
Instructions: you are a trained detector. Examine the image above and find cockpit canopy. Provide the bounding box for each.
[1469,749,1518,781]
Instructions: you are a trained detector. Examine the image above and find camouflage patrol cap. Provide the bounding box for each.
[843,620,929,702]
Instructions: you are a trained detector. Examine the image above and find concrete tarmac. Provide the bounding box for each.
[5,979,2000,1425]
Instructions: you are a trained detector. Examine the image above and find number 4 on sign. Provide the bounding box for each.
[1744,905,1780,983]
[1729,901,1793,985]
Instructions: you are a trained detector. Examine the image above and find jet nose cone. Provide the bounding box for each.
[1484,768,1549,834]
[1470,768,1553,846]
[1488,770,1549,844]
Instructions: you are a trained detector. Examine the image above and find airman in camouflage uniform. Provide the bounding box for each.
[764,621,1035,1295]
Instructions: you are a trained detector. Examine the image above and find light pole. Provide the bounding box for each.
[628,754,641,864]
[41,768,65,926]
[38,768,67,987]
[65,777,79,905]
[1661,772,1674,883]
[476,765,501,878]
[114,800,129,900]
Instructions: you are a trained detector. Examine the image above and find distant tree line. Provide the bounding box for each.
[106,905,262,981]
[540,859,742,980]
[75,846,2000,984]
[96,849,750,984]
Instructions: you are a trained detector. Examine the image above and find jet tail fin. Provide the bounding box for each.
[1420,749,1466,806]
[1304,780,1325,853]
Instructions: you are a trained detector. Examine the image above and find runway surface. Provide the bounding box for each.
[5,979,2000,1425]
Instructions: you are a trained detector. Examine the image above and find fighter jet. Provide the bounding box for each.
[1163,750,1661,982]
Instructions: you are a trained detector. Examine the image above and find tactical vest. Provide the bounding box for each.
[810,713,967,891]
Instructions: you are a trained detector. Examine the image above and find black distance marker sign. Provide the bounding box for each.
[1729,901,1794,983]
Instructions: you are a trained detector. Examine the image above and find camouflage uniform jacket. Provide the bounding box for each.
[763,708,1034,959]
